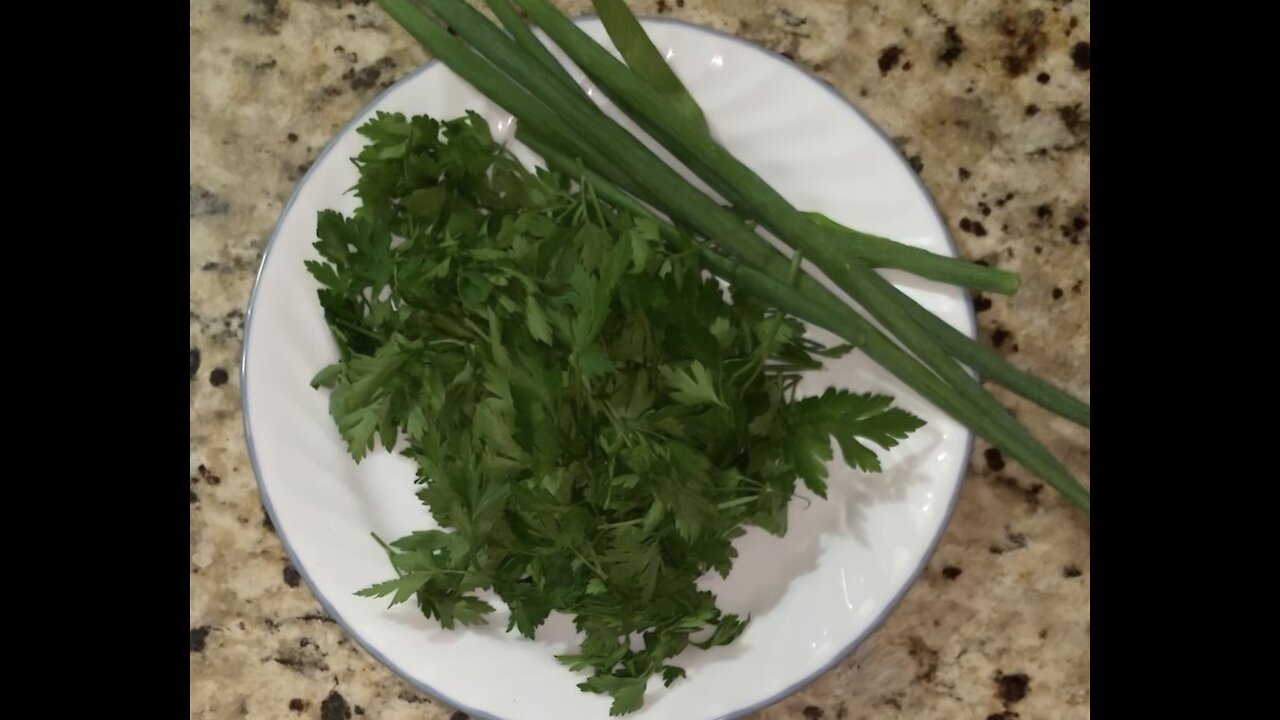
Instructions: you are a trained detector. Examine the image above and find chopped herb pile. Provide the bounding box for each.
[307,111,923,714]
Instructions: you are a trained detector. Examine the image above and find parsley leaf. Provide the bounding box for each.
[783,389,927,497]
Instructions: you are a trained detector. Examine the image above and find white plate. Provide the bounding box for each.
[243,17,973,720]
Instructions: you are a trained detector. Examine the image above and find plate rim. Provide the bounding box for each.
[240,15,975,720]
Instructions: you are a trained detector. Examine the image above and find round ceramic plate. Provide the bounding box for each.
[244,16,973,720]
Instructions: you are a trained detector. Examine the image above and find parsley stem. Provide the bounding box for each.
[334,317,383,342]
[600,518,643,530]
[571,547,609,580]
[716,496,759,510]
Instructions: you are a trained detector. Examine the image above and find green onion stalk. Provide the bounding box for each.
[375,0,1089,513]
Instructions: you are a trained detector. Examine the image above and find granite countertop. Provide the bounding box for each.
[190,1,1090,718]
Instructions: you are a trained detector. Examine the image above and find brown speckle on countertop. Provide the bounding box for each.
[939,25,965,66]
[1071,41,1090,71]
[984,447,1006,471]
[320,691,351,720]
[995,672,1031,704]
[878,45,904,74]
[190,626,211,653]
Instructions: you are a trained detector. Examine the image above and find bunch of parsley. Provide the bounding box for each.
[306,111,923,715]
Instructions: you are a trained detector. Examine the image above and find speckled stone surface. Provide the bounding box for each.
[190,1,1090,718]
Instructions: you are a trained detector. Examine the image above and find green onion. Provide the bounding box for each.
[481,0,1020,296]
[590,0,709,133]
[805,211,1020,296]
[375,0,1089,513]
[481,0,578,90]
[509,0,1086,428]
[584,0,1021,300]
